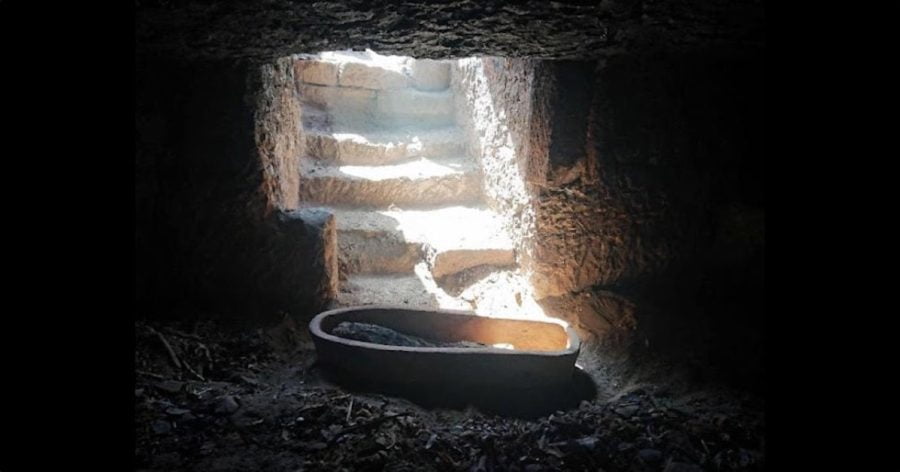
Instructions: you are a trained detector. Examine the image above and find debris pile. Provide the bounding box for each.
[332,321,489,349]
[135,319,764,471]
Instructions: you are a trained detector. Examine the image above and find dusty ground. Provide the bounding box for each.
[135,315,764,471]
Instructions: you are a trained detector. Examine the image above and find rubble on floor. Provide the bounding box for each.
[135,318,764,472]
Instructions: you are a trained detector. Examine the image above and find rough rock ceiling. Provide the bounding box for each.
[135,0,765,63]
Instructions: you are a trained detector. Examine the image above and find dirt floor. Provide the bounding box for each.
[134,315,765,471]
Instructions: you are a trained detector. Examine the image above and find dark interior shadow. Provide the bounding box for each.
[316,363,597,419]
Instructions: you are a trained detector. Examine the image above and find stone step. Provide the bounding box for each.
[297,84,455,128]
[298,157,482,208]
[303,121,465,165]
[336,273,459,309]
[295,53,450,91]
[336,226,423,275]
[319,205,516,276]
[336,269,547,320]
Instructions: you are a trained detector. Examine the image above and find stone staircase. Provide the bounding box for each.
[295,51,526,313]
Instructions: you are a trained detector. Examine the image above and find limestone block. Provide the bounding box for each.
[294,60,339,86]
[429,248,516,279]
[339,62,410,90]
[338,231,422,274]
[294,60,338,85]
[276,208,339,303]
[297,84,376,111]
[412,59,450,91]
[303,127,465,164]
[298,158,481,207]
[375,89,454,125]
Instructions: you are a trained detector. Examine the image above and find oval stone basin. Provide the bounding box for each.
[309,305,581,392]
